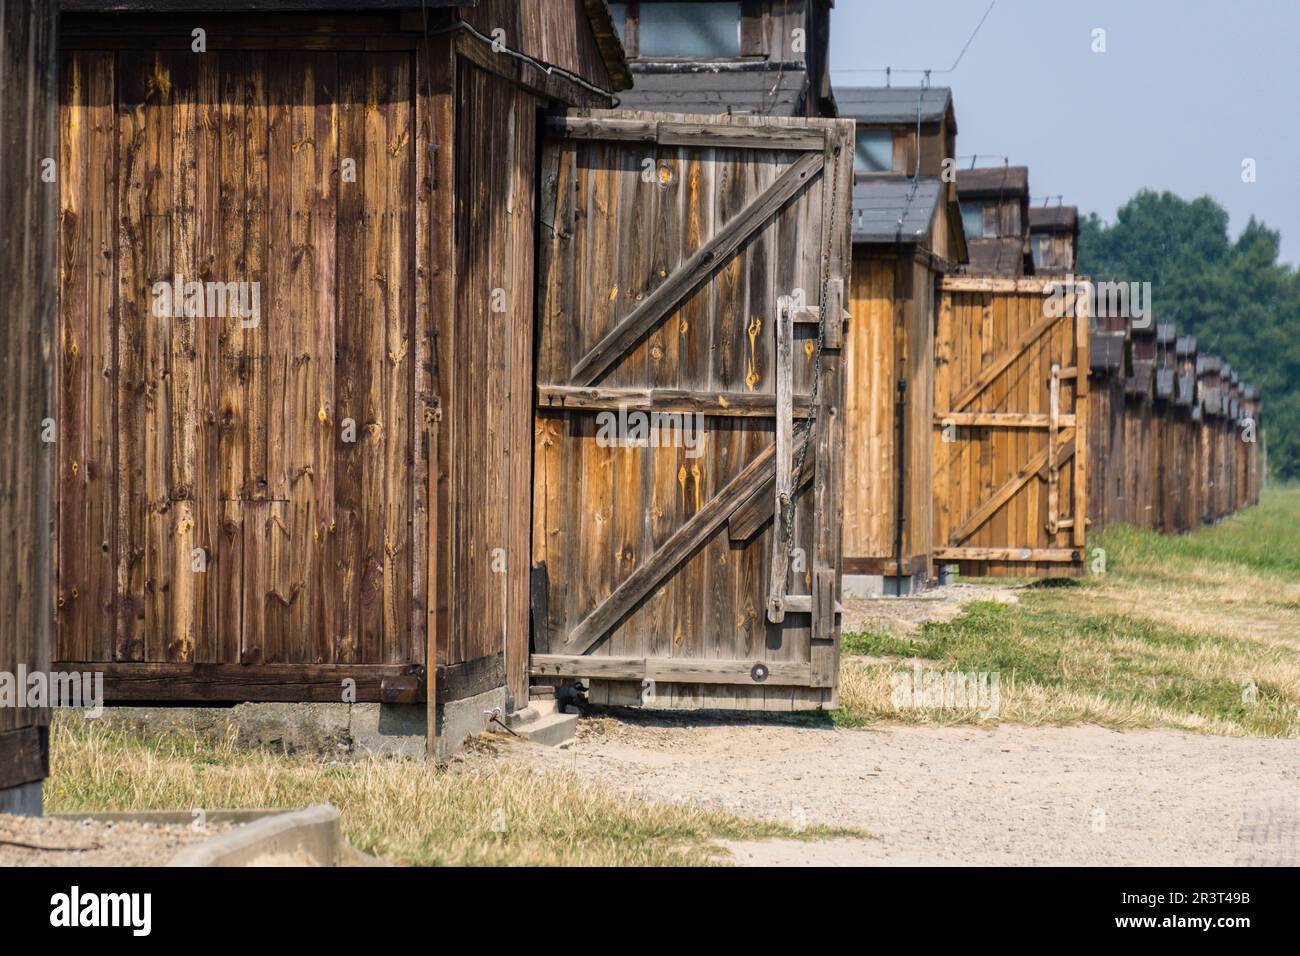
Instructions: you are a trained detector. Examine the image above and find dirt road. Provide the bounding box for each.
[510,718,1299,866]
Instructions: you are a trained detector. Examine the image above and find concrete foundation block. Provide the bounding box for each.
[842,573,928,598]
[435,686,507,762]
[0,781,42,817]
[842,574,885,598]
[96,695,508,763]
[352,703,427,758]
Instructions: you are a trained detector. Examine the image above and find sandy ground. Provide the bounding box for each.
[0,814,231,867]
[503,718,1300,866]
[491,580,1299,866]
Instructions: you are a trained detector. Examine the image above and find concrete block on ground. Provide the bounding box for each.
[435,686,507,762]
[842,574,885,598]
[167,805,343,867]
[509,711,577,747]
[0,781,42,817]
[352,703,426,758]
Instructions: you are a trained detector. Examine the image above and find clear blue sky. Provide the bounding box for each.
[829,0,1300,264]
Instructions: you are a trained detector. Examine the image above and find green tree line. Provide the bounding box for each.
[1079,190,1300,481]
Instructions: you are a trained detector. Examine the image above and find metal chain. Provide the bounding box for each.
[782,139,840,554]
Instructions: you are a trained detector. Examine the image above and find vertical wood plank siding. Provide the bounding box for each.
[57,42,421,678]
[0,0,57,789]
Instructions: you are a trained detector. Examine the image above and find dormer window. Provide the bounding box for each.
[1032,235,1049,268]
[854,129,893,174]
[609,2,745,60]
[961,201,990,240]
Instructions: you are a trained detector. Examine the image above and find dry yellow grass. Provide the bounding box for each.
[45,718,856,866]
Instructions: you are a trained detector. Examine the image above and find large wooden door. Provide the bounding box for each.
[56,45,421,692]
[933,277,1089,578]
[530,109,854,710]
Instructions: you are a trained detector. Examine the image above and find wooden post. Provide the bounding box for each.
[0,0,57,800]
[767,295,793,623]
[425,402,440,761]
[1047,364,1061,534]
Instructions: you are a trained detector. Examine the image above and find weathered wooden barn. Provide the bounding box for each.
[1122,310,1160,528]
[956,164,1031,276]
[1084,301,1263,538]
[1197,355,1226,523]
[0,0,57,814]
[609,0,835,117]
[1028,204,1077,275]
[837,85,967,593]
[52,0,855,741]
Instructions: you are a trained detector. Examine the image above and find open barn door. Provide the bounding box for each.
[933,277,1090,578]
[530,110,854,710]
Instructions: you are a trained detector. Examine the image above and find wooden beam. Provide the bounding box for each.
[1073,292,1091,548]
[728,426,812,542]
[547,115,827,152]
[530,655,814,686]
[843,555,929,576]
[1047,364,1061,533]
[780,594,846,614]
[657,121,827,151]
[1035,435,1075,481]
[0,728,48,791]
[536,384,810,417]
[569,150,824,386]
[940,276,1058,294]
[767,297,794,623]
[437,654,506,703]
[556,440,779,656]
[934,547,1082,562]
[933,412,1076,429]
[53,663,420,702]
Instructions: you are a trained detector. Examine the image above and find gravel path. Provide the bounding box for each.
[510,719,1300,866]
[0,814,230,867]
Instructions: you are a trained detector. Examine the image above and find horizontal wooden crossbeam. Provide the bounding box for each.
[547,115,828,151]
[934,412,1077,429]
[537,385,811,417]
[934,547,1082,563]
[531,654,813,686]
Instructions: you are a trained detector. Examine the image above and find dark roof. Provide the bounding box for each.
[836,86,952,125]
[618,67,808,116]
[1029,205,1078,231]
[583,0,634,92]
[64,1,633,92]
[850,178,943,244]
[957,165,1029,198]
[963,238,1025,275]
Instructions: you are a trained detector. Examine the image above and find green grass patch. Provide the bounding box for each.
[1091,486,1300,578]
